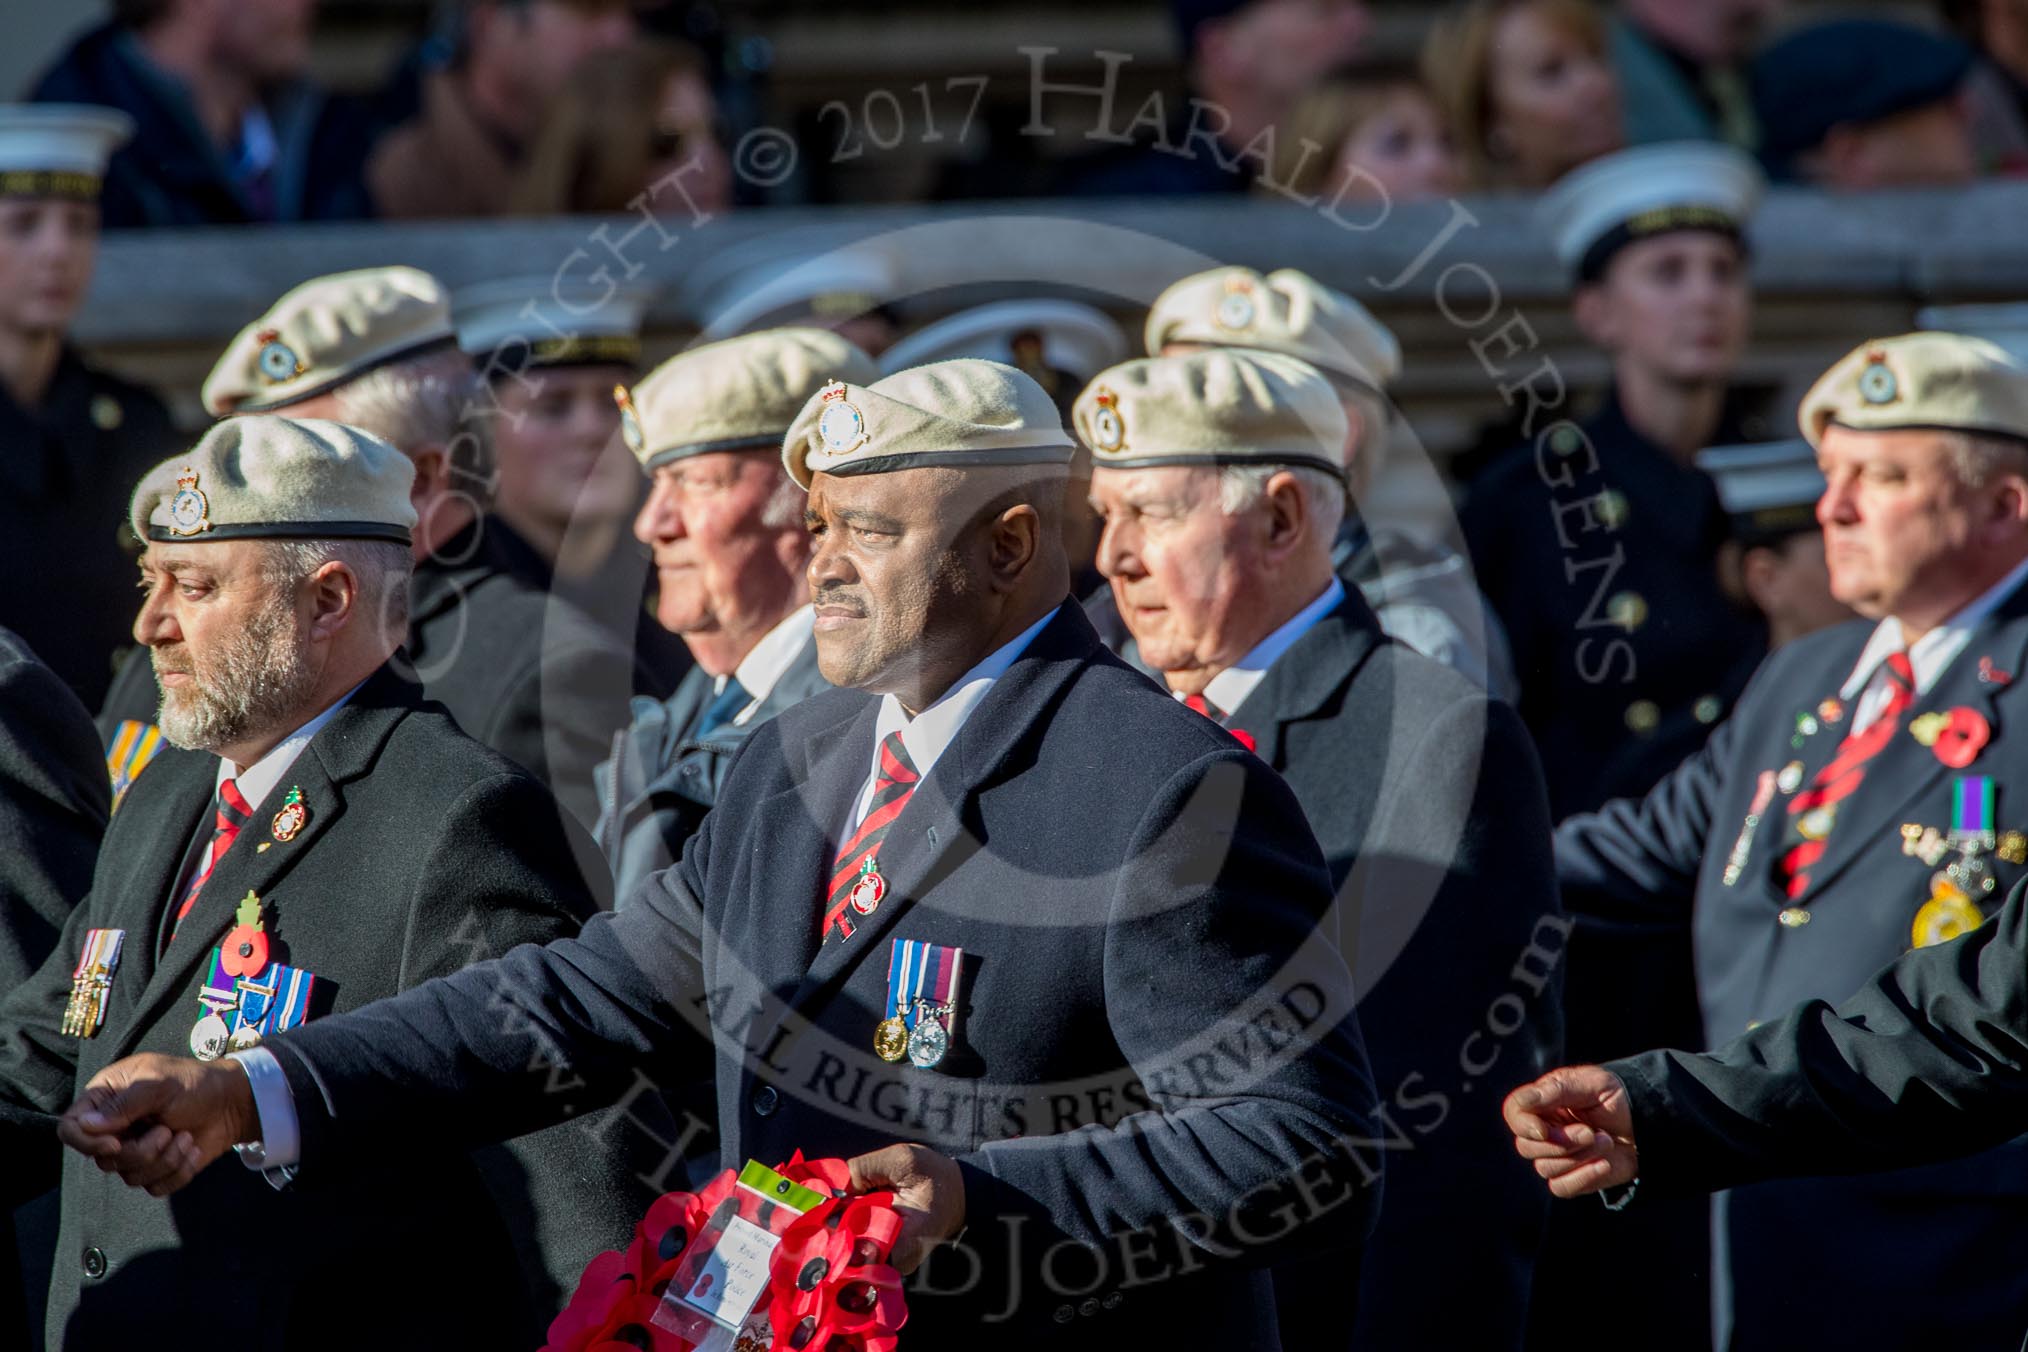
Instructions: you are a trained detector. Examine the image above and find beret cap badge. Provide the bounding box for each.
[1858,349,1899,406]
[1215,278,1256,332]
[613,385,645,456]
[166,467,211,537]
[816,380,869,456]
[1089,386,1127,453]
[254,328,304,385]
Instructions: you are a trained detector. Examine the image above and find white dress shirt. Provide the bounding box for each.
[1181,578,1346,720]
[1839,557,2028,734]
[721,604,815,729]
[843,608,1057,835]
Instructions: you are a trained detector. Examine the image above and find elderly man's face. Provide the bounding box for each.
[133,540,319,753]
[803,468,1007,701]
[1089,464,1269,683]
[1816,425,2019,622]
[634,450,807,647]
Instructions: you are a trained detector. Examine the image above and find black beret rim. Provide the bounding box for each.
[145,521,414,545]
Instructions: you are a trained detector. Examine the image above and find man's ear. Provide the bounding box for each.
[407,445,449,509]
[1260,470,1312,558]
[304,560,359,643]
[988,504,1044,590]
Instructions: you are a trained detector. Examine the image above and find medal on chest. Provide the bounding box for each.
[1903,775,2021,950]
[189,892,318,1060]
[875,938,964,1069]
[61,929,126,1039]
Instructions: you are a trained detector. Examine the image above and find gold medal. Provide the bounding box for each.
[1913,879,1984,949]
[873,1015,909,1062]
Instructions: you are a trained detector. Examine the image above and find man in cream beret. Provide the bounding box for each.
[594,327,877,906]
[98,265,647,835]
[68,358,1382,1349]
[0,105,176,713]
[0,415,626,1347]
[1132,264,1516,700]
[1079,347,1561,1350]
[1528,331,2028,1350]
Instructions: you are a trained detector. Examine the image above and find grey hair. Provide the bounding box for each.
[1218,463,1348,541]
[1945,431,2028,490]
[260,539,414,640]
[331,347,495,501]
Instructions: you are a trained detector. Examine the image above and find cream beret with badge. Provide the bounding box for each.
[1798,332,2028,447]
[130,416,417,545]
[203,267,457,416]
[1143,266,1401,395]
[1073,349,1350,478]
[620,328,878,471]
[782,358,1075,490]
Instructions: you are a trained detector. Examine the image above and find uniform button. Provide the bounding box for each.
[82,1247,107,1280]
[1624,700,1660,734]
[1694,695,1723,724]
[1595,489,1630,528]
[1053,1305,1075,1324]
[751,1085,779,1117]
[1103,1292,1123,1310]
[1607,590,1647,632]
[1549,425,1582,456]
[1079,1298,1100,1317]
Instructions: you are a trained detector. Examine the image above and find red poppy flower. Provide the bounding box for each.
[1934,707,1991,769]
[220,923,269,978]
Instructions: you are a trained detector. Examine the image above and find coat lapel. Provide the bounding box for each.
[782,604,1098,1013]
[1799,597,2028,903]
[100,750,215,1003]
[1224,593,1386,767]
[114,666,422,1054]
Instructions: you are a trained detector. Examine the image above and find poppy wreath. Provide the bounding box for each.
[544,1155,908,1352]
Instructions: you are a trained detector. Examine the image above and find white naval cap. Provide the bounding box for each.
[688,239,899,340]
[454,275,655,372]
[878,300,1131,384]
[1538,142,1764,282]
[1914,303,2028,367]
[0,104,133,199]
[1695,440,1824,544]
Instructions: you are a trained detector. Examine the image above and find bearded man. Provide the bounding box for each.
[0,415,622,1348]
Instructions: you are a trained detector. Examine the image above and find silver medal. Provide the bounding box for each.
[189,1012,230,1061]
[905,1012,949,1069]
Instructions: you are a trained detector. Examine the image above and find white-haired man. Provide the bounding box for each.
[1082,349,1561,1351]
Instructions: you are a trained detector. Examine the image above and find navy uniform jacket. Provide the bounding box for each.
[1462,388,1767,818]
[0,667,645,1350]
[1559,590,2028,1351]
[1231,596,1562,1351]
[0,349,174,710]
[254,604,1381,1348]
[594,635,830,907]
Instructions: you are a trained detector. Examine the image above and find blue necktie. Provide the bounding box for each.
[694,677,752,738]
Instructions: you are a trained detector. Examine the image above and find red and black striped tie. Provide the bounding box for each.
[170,778,253,942]
[1182,692,1226,723]
[821,731,920,944]
[1777,650,1916,898]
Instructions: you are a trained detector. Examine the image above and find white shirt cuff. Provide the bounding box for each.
[227,1046,301,1170]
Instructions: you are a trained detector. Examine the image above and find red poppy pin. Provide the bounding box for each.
[1980,656,2013,686]
[1931,707,1992,768]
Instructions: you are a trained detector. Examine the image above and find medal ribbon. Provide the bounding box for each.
[1952,775,1996,847]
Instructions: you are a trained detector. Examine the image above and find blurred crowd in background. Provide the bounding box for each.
[7,0,2025,227]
